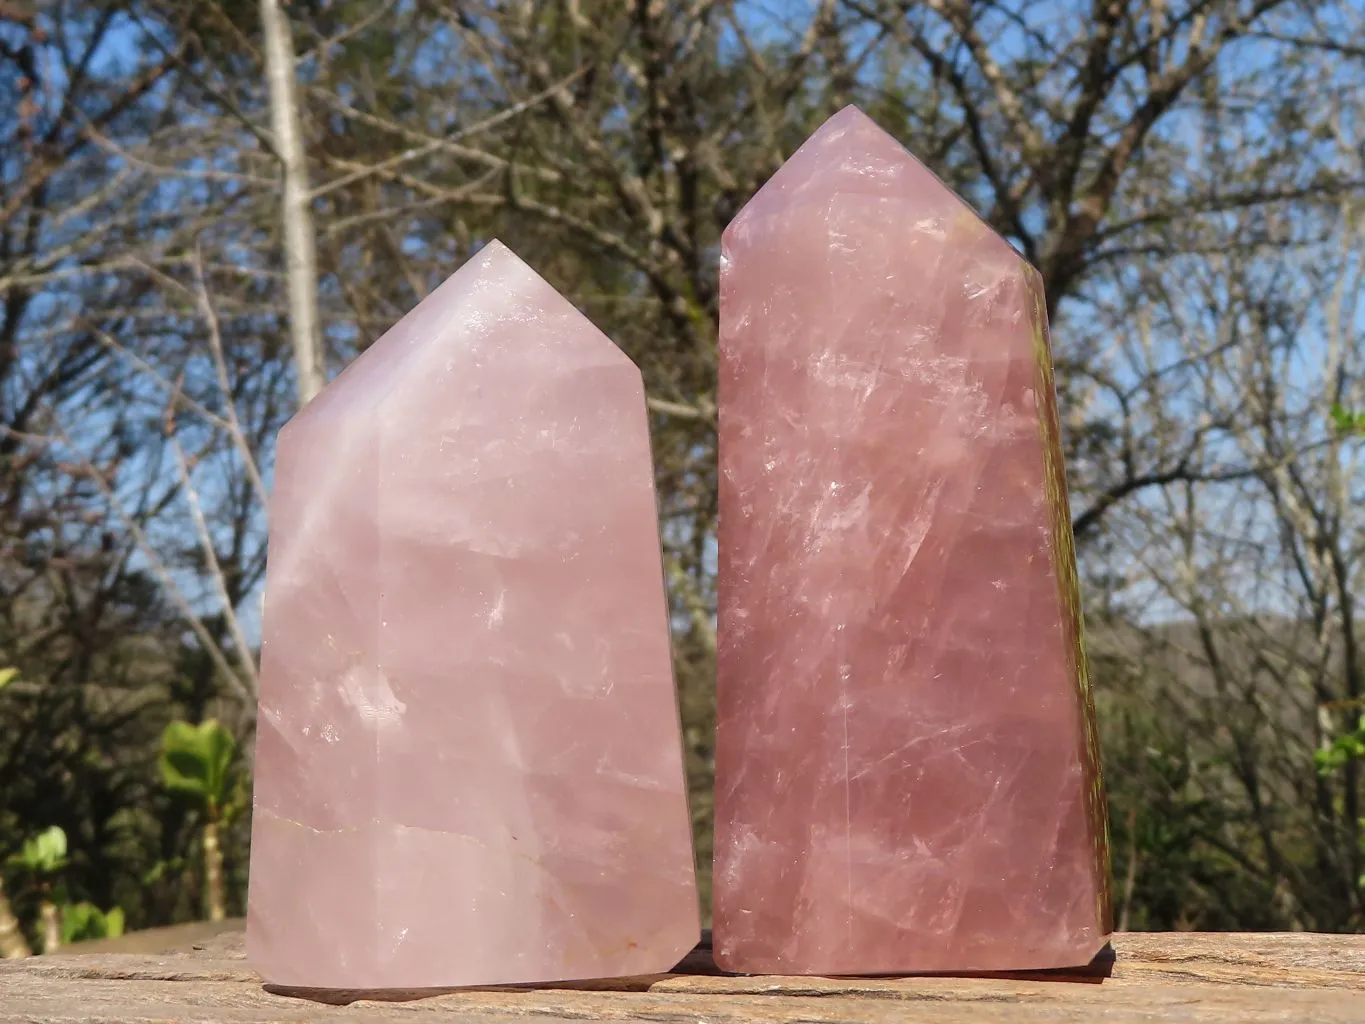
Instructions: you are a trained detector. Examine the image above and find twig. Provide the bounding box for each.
[307,67,589,200]
[192,245,269,507]
[169,431,260,695]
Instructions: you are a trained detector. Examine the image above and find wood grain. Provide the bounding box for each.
[2,926,1362,1023]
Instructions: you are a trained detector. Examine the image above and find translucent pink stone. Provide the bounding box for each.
[713,107,1111,974]
[246,241,698,989]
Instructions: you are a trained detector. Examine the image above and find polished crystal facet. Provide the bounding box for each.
[247,241,699,989]
[713,107,1111,975]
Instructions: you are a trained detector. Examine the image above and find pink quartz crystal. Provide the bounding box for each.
[713,107,1111,975]
[246,241,698,989]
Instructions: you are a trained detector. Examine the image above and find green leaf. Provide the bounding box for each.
[59,902,125,944]
[1317,715,1365,775]
[0,667,17,690]
[160,749,210,799]
[1331,404,1365,435]
[60,902,95,944]
[10,826,68,874]
[159,720,237,812]
[142,856,187,885]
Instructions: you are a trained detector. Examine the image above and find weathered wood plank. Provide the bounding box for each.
[2,927,1362,1023]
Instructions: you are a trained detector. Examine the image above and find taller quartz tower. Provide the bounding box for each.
[714,107,1110,974]
[247,241,698,989]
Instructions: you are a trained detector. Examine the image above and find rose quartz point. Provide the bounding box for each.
[246,241,699,989]
[713,107,1111,975]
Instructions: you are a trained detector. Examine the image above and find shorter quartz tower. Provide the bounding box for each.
[247,241,698,989]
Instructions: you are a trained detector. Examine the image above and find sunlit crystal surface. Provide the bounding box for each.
[246,241,698,989]
[713,107,1111,975]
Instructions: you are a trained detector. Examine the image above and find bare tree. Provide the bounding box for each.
[1093,170,1365,926]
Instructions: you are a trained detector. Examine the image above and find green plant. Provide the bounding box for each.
[59,902,125,945]
[11,827,68,876]
[158,720,242,921]
[1330,404,1365,435]
[1316,714,1365,895]
[1316,715,1365,775]
[142,856,189,885]
[8,826,68,953]
[0,667,17,690]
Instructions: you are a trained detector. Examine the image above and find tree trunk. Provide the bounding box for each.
[203,819,226,922]
[0,878,31,958]
[38,900,59,954]
[260,0,324,406]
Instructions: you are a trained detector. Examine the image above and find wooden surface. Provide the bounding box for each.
[1,924,1363,1022]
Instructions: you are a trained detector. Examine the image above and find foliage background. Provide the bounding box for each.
[1,0,1364,940]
